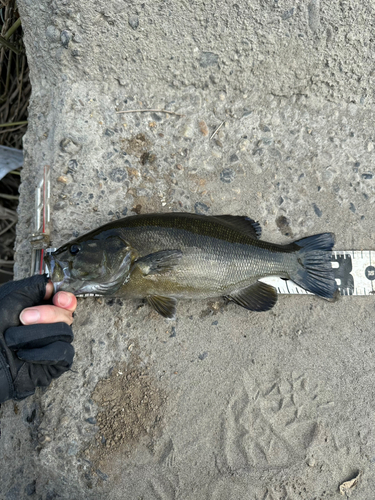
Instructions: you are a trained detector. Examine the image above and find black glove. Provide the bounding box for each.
[0,274,74,403]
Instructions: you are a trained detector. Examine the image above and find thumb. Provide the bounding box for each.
[0,275,49,332]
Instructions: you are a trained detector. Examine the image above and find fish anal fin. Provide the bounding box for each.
[147,295,177,319]
[215,215,262,239]
[136,250,182,276]
[226,282,277,312]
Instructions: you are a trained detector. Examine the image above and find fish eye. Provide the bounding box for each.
[70,244,81,255]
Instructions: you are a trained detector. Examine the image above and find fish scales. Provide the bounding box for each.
[116,223,290,298]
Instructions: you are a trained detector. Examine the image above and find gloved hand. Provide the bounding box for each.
[0,274,77,403]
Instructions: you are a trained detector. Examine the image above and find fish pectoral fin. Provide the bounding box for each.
[225,281,277,312]
[136,249,182,276]
[147,295,177,319]
[214,215,262,239]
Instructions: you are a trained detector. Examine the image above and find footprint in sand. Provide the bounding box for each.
[222,370,326,471]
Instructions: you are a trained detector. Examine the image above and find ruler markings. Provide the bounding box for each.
[370,252,374,293]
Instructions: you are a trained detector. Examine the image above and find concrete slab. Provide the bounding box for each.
[1,1,374,498]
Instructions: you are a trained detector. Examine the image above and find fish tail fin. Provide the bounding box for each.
[288,233,337,299]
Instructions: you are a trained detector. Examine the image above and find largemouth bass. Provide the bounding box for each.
[44,212,337,318]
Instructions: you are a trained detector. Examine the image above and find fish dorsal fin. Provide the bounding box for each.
[147,295,177,319]
[136,250,182,276]
[225,281,277,311]
[215,215,262,239]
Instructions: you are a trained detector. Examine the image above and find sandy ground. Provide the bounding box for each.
[1,1,375,498]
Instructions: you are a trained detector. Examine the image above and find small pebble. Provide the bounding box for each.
[46,25,60,42]
[239,139,250,151]
[68,159,78,171]
[60,137,82,154]
[25,481,36,496]
[60,30,72,48]
[73,33,83,43]
[151,113,162,122]
[38,435,51,444]
[109,168,127,183]
[182,123,194,138]
[276,215,292,237]
[132,204,142,214]
[194,202,210,214]
[282,8,294,20]
[313,203,322,217]
[220,168,235,183]
[96,469,108,481]
[199,120,209,137]
[53,201,66,210]
[262,137,273,146]
[128,15,139,30]
[199,51,219,68]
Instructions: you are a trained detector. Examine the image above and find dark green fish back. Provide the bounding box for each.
[87,212,286,251]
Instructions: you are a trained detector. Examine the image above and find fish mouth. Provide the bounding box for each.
[44,254,72,293]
